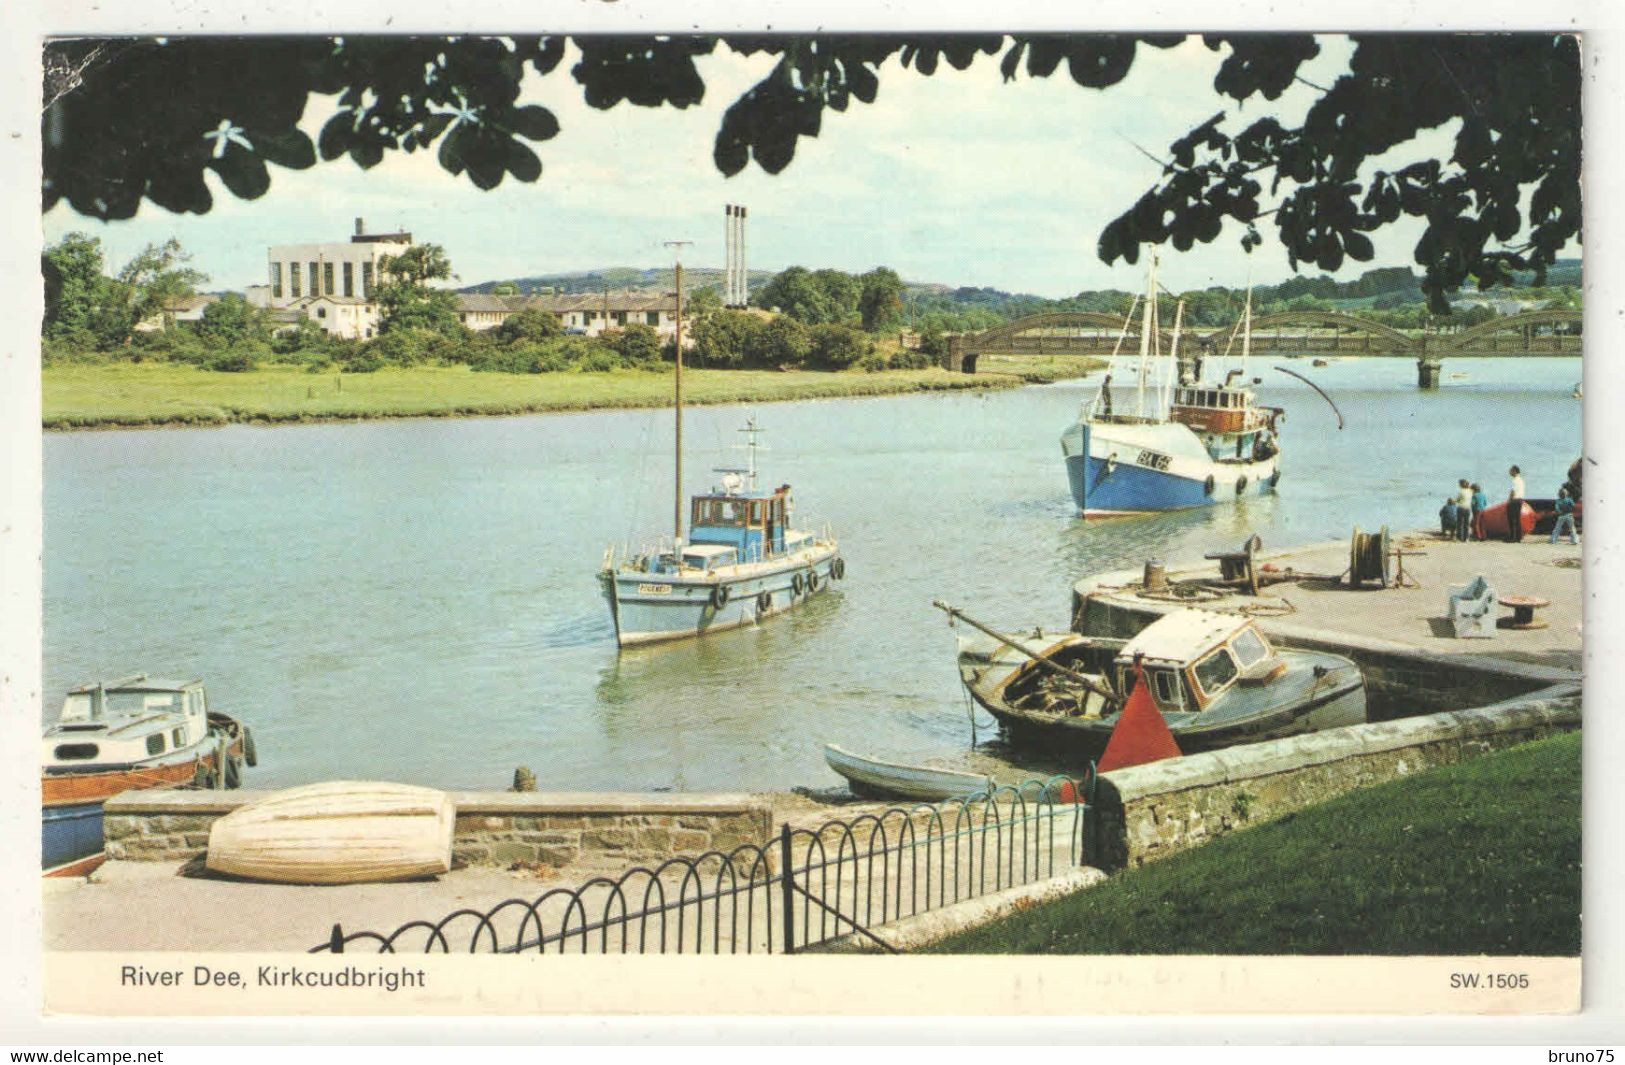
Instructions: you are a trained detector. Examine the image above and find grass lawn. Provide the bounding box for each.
[975,354,1104,382]
[41,362,1020,429]
[927,731,1581,956]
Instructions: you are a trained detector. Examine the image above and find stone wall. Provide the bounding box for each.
[1087,695,1580,870]
[102,790,773,870]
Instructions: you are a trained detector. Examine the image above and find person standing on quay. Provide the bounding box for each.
[1471,482,1488,540]
[1507,465,1527,542]
[1550,488,1579,545]
[1455,479,1474,542]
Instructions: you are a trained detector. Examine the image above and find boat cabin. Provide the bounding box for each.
[688,485,790,563]
[1112,611,1284,713]
[43,676,210,769]
[1170,384,1261,434]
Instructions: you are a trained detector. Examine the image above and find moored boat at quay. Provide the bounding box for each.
[948,605,1366,758]
[42,675,253,877]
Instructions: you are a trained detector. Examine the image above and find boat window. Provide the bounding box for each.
[749,500,763,525]
[172,727,185,747]
[53,743,99,761]
[1149,668,1184,710]
[1230,627,1271,668]
[59,693,95,722]
[146,733,166,756]
[1193,647,1240,697]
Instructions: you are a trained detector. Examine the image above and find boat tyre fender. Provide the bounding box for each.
[808,570,822,593]
[242,725,257,768]
[224,755,242,790]
[1270,468,1282,488]
[791,573,805,596]
[756,591,772,614]
[1204,474,1216,496]
[832,557,845,580]
[1236,475,1248,495]
[710,583,731,610]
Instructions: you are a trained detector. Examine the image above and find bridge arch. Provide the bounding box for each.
[962,310,1138,353]
[1196,310,1419,353]
[1440,307,1582,352]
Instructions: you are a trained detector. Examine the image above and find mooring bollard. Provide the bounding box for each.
[511,766,536,792]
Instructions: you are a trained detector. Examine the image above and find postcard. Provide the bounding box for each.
[6,0,1622,1042]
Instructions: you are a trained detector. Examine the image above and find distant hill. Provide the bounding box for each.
[463,267,775,296]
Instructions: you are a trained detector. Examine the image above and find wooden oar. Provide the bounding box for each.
[933,600,1120,704]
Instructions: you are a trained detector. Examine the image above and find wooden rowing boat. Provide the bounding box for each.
[205,781,455,885]
[823,744,994,802]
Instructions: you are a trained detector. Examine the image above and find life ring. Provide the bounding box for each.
[242,726,257,768]
[1236,476,1248,494]
[791,573,805,596]
[832,558,846,580]
[807,570,822,593]
[1204,474,1216,496]
[756,591,772,614]
[710,583,731,610]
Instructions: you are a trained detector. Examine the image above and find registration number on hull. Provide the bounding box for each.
[1135,449,1172,471]
[636,583,673,595]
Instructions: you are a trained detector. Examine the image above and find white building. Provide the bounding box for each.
[456,291,687,345]
[264,218,411,338]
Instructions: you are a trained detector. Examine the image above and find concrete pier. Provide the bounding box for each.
[1074,530,1582,674]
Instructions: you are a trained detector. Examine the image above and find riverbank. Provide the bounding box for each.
[42,363,1027,430]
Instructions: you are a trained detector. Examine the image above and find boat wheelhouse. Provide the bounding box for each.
[956,608,1365,756]
[1061,252,1282,516]
[41,675,252,876]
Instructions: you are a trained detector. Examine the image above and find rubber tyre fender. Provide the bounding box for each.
[224,755,242,790]
[710,583,731,610]
[756,591,772,614]
[1236,475,1248,495]
[1204,474,1216,496]
[831,557,846,580]
[807,570,822,593]
[791,573,805,596]
[242,726,257,768]
[1270,468,1282,488]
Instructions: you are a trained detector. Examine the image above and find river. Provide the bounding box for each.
[44,356,1582,792]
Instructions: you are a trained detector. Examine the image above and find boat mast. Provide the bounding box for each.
[1240,284,1253,381]
[665,240,692,545]
[1138,249,1158,418]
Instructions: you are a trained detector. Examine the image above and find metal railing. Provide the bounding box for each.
[312,774,1092,955]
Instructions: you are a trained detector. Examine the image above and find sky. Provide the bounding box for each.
[44,36,1483,299]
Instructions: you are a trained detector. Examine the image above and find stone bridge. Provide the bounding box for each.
[946,308,1582,387]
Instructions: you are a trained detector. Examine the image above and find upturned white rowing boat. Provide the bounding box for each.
[205,780,455,885]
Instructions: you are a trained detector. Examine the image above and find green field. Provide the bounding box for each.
[928,731,1581,956]
[41,363,1020,429]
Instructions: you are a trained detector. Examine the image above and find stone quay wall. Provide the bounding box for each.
[1087,695,1580,871]
[102,790,773,870]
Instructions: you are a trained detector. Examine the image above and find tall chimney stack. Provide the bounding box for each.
[355,217,365,237]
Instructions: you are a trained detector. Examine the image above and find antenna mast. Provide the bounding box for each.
[664,239,693,544]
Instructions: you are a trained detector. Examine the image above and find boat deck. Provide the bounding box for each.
[1076,530,1582,676]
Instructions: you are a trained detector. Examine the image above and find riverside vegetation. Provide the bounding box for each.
[928,731,1580,956]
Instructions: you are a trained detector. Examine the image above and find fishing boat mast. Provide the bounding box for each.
[1137,250,1159,418]
[664,240,692,545]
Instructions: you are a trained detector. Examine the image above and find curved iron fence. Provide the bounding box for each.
[312,773,1093,955]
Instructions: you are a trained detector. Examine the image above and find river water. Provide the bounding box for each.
[44,357,1582,792]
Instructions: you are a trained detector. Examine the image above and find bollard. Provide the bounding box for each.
[511,766,537,793]
[1142,559,1167,592]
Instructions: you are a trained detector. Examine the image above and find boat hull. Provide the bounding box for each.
[41,721,246,876]
[206,781,456,885]
[1062,420,1278,516]
[604,542,842,646]
[823,744,993,802]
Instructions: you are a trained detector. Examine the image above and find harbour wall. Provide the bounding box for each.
[1087,694,1580,871]
[102,791,774,869]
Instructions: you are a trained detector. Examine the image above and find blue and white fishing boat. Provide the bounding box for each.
[1061,252,1283,516]
[598,261,842,646]
[600,418,843,646]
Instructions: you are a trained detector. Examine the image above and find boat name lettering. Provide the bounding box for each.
[636,583,673,595]
[1136,450,1172,471]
